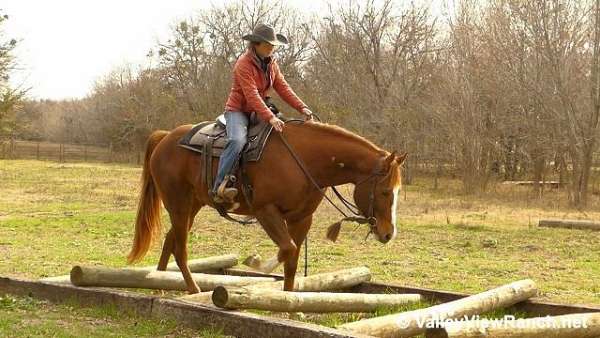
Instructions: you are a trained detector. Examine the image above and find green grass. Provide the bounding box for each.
[312,299,434,328]
[0,294,227,337]
[245,296,435,328]
[1,159,600,335]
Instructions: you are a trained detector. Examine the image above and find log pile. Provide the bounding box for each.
[54,254,598,338]
[338,279,538,337]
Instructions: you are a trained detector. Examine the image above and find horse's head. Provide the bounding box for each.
[353,151,407,244]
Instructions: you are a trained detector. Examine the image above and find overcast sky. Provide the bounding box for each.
[3,0,440,100]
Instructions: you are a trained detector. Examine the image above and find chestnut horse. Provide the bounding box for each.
[127,120,406,294]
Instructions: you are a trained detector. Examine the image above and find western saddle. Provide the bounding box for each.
[177,109,282,224]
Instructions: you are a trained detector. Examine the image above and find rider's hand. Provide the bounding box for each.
[301,107,314,121]
[269,115,284,132]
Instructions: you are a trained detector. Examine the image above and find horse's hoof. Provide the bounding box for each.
[188,286,202,294]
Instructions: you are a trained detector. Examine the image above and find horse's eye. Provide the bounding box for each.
[382,190,391,196]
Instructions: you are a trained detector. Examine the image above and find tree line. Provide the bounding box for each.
[3,0,600,206]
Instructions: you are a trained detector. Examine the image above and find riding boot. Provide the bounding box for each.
[216,175,238,203]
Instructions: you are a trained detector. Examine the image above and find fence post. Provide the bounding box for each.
[36,142,40,160]
[108,143,113,163]
[10,138,15,159]
[84,145,87,162]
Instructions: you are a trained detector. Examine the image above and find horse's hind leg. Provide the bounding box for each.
[254,204,298,291]
[157,201,202,271]
[159,185,202,293]
[167,209,201,294]
[156,229,175,271]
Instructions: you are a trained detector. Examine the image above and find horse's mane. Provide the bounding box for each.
[299,122,401,186]
[300,122,386,155]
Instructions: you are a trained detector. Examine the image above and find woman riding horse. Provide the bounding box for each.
[211,23,314,203]
[127,24,406,295]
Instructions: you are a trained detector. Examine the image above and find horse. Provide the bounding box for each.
[127,120,407,294]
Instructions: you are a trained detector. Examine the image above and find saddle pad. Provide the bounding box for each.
[177,119,274,162]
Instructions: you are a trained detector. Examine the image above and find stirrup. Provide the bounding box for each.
[209,190,225,204]
[220,187,238,202]
[217,175,238,203]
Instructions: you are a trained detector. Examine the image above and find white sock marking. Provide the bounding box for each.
[390,186,399,240]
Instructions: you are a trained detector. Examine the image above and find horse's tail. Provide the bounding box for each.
[127,130,169,264]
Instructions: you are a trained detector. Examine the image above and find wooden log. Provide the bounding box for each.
[42,255,239,284]
[539,219,600,231]
[426,312,600,338]
[162,254,238,272]
[265,266,371,291]
[2,275,371,338]
[182,291,214,304]
[338,279,538,338]
[180,267,371,303]
[212,286,422,312]
[70,265,276,291]
[502,181,561,187]
[133,254,239,273]
[40,275,72,284]
[243,253,281,273]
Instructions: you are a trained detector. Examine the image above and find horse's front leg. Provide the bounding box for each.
[254,204,298,291]
[283,214,313,291]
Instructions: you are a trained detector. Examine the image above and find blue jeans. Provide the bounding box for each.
[212,111,249,192]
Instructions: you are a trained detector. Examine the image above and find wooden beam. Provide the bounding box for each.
[70,265,276,291]
[539,219,600,231]
[182,268,600,318]
[0,276,372,338]
[263,266,372,291]
[42,255,239,284]
[180,267,371,303]
[338,279,538,338]
[212,286,422,312]
[502,181,561,187]
[347,280,600,317]
[426,312,600,338]
[163,254,238,272]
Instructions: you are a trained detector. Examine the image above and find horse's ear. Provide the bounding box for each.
[385,151,397,166]
[395,152,408,165]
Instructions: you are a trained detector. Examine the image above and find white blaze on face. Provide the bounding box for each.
[390,185,400,240]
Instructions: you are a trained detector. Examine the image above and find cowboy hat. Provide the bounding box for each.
[242,23,289,46]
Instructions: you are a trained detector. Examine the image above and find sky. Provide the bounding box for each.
[2,0,439,100]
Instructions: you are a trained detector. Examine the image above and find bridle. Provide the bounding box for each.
[329,158,388,239]
[277,118,389,238]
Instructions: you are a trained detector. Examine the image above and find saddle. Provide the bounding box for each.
[177,97,283,224]
[177,111,282,224]
[177,112,274,162]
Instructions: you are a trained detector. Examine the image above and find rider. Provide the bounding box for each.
[210,23,314,203]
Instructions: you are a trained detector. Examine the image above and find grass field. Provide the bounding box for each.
[1,159,600,336]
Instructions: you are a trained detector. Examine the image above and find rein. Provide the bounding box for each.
[278,119,386,240]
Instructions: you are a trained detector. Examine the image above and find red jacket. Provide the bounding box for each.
[224,47,308,122]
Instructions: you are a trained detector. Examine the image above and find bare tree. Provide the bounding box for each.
[16,0,600,207]
[505,0,600,206]
[307,0,438,152]
[0,10,26,138]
